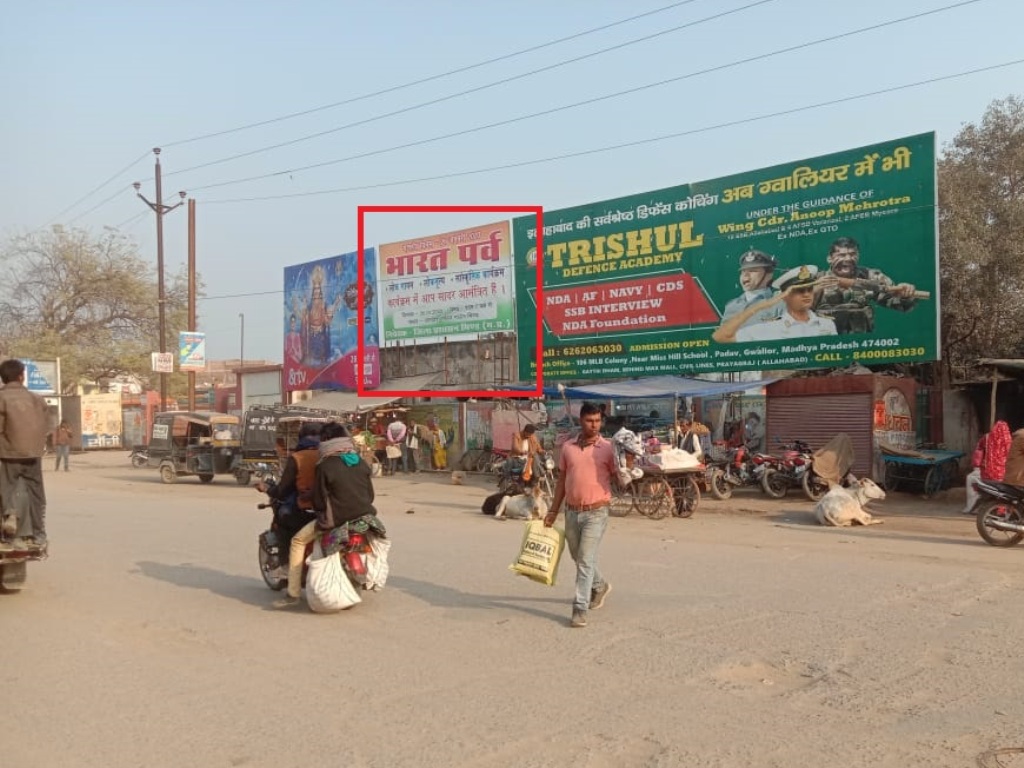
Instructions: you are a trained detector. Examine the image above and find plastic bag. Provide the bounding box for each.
[305,541,362,613]
[385,444,402,459]
[509,520,566,586]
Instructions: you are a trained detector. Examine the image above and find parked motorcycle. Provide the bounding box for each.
[801,433,857,502]
[497,453,555,498]
[707,446,772,500]
[974,478,1024,547]
[760,439,814,499]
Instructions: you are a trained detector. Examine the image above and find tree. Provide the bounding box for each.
[938,95,1024,383]
[0,225,195,394]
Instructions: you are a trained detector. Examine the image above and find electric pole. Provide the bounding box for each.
[187,198,197,412]
[134,148,185,412]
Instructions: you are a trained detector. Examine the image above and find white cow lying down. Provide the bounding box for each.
[494,485,550,521]
[814,478,886,527]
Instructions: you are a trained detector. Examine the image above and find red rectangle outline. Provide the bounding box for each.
[357,205,543,399]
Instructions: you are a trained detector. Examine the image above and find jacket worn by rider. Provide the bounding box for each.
[266,439,319,509]
[313,453,378,531]
[0,381,49,459]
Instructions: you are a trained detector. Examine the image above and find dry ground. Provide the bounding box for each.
[4,450,1024,768]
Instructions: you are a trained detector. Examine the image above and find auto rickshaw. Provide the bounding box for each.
[235,405,342,485]
[269,414,378,477]
[147,411,242,484]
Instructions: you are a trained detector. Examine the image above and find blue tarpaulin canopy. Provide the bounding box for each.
[514,375,780,399]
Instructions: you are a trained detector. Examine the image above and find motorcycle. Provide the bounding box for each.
[760,439,815,499]
[800,433,857,502]
[129,445,149,468]
[496,453,555,498]
[255,465,377,592]
[974,478,1024,547]
[707,446,773,500]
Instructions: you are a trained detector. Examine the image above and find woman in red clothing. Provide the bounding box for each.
[977,420,1012,482]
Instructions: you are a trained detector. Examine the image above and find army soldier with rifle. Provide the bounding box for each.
[813,237,928,334]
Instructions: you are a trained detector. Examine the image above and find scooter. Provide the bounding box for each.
[973,478,1024,547]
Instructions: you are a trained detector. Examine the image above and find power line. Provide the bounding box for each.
[203,57,1024,206]
[190,0,985,194]
[116,210,150,229]
[199,290,283,301]
[40,150,150,227]
[67,183,137,225]
[32,6,702,228]
[161,0,702,149]
[166,0,776,180]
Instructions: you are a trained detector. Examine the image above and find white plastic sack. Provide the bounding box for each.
[649,447,700,470]
[363,535,392,591]
[305,541,362,613]
[964,467,982,514]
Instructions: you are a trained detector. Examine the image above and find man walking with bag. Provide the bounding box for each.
[544,402,622,628]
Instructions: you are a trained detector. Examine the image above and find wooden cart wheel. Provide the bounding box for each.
[883,461,901,493]
[635,478,672,520]
[923,466,943,498]
[609,484,636,517]
[672,476,700,518]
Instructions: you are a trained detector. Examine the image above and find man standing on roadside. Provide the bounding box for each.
[53,420,73,472]
[385,413,408,475]
[544,402,620,628]
[0,359,50,548]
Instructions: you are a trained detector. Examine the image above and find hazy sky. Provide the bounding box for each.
[2,0,1020,363]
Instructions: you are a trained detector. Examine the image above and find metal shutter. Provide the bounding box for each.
[766,394,874,478]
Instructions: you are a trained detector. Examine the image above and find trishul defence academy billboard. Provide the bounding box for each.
[513,133,937,379]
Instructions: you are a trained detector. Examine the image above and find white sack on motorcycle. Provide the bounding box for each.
[305,541,362,613]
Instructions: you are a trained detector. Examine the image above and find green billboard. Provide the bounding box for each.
[513,133,937,379]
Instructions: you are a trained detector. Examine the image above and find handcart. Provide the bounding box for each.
[631,463,704,519]
[880,446,963,498]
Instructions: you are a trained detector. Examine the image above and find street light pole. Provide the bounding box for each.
[239,312,245,371]
[135,148,185,413]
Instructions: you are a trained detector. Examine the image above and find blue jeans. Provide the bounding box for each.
[564,506,609,612]
[55,445,70,471]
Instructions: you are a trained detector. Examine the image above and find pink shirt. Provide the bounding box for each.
[559,435,617,508]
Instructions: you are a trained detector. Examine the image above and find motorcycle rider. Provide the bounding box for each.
[511,423,544,486]
[274,421,378,609]
[255,421,321,541]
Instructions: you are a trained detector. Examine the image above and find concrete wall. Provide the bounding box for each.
[381,336,517,389]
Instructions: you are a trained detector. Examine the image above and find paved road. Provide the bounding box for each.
[4,453,1024,768]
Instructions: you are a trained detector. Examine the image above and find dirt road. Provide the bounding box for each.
[4,452,1023,768]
